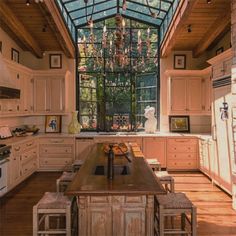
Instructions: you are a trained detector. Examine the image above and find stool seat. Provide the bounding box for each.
[156,193,193,209]
[73,159,84,166]
[37,192,71,209]
[155,171,175,193]
[59,171,76,182]
[155,171,170,179]
[146,159,161,171]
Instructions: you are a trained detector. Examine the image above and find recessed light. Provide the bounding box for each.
[207,0,211,4]
[26,0,30,6]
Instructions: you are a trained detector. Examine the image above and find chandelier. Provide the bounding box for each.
[79,1,159,72]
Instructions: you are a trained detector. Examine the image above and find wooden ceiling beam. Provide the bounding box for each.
[43,0,75,58]
[193,7,230,58]
[0,2,43,58]
[161,0,199,58]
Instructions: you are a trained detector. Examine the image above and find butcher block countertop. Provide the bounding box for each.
[66,143,166,196]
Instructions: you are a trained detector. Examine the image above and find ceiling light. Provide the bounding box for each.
[207,0,211,4]
[26,0,30,6]
[187,24,192,33]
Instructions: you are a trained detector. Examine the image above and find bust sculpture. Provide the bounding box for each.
[144,106,157,133]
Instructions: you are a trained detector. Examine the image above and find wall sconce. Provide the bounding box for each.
[220,102,228,121]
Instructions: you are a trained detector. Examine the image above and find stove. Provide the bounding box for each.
[0,144,11,160]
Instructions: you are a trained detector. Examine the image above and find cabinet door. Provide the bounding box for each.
[34,78,50,112]
[203,77,212,113]
[9,155,21,187]
[76,139,94,161]
[23,76,34,112]
[143,137,166,168]
[187,78,203,113]
[50,78,65,112]
[170,78,186,113]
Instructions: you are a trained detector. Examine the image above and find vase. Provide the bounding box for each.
[68,111,81,134]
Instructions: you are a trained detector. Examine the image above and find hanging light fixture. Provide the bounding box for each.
[26,0,30,6]
[79,1,158,72]
[146,0,162,18]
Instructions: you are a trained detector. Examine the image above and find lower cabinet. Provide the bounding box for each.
[167,138,199,170]
[142,137,166,168]
[38,137,75,171]
[76,138,94,162]
[8,139,37,190]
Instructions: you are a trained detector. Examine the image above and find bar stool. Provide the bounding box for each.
[154,192,197,236]
[155,171,175,193]
[56,171,76,192]
[33,192,72,236]
[146,158,161,171]
[72,159,84,172]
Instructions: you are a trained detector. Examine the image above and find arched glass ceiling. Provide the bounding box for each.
[56,0,180,43]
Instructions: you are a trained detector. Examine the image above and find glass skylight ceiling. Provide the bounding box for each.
[56,0,180,43]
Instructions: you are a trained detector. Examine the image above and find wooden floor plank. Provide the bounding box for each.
[0,171,236,235]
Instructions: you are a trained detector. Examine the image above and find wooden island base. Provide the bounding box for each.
[77,195,154,236]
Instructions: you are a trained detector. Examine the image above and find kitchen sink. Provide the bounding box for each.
[94,165,130,175]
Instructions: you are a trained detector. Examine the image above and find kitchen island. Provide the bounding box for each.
[66,143,166,236]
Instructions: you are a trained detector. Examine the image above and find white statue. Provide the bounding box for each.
[144,106,157,133]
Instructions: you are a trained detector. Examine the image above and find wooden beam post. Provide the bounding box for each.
[193,8,231,58]
[0,2,43,58]
[43,0,75,58]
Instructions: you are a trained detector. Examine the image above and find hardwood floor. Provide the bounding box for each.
[0,171,236,235]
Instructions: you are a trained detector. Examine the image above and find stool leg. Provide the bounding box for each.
[33,206,38,236]
[171,179,175,193]
[192,206,197,236]
[66,205,72,236]
[181,213,186,236]
[159,205,164,236]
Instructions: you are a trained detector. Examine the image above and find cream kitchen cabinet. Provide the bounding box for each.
[33,77,65,113]
[76,138,94,162]
[142,137,166,168]
[167,138,198,170]
[38,137,75,170]
[166,68,211,115]
[8,139,37,190]
[199,139,211,177]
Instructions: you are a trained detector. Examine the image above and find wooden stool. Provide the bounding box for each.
[56,171,76,192]
[155,192,197,236]
[72,159,84,172]
[155,171,175,193]
[146,158,161,171]
[33,192,72,236]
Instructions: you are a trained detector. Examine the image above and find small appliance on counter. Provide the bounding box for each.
[0,126,12,139]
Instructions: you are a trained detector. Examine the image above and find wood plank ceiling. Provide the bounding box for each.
[161,0,231,57]
[0,0,75,58]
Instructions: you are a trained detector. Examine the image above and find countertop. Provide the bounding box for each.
[0,132,212,145]
[66,143,166,196]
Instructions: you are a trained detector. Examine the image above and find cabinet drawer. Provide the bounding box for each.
[40,145,73,155]
[168,145,197,153]
[21,148,37,163]
[21,158,37,176]
[168,153,197,160]
[40,158,72,167]
[168,138,197,146]
[13,140,37,153]
[167,160,198,170]
[39,138,74,144]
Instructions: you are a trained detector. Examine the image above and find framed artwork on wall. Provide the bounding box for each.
[11,48,19,63]
[169,115,190,133]
[174,54,186,69]
[45,115,62,133]
[49,54,62,69]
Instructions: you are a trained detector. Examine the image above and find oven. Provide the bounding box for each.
[0,144,11,197]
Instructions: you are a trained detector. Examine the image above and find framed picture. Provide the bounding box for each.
[49,54,62,69]
[169,115,190,133]
[174,54,186,69]
[11,48,19,63]
[45,115,62,133]
[216,47,224,55]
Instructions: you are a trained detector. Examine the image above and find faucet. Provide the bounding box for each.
[107,144,114,180]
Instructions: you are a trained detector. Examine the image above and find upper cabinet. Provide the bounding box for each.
[33,76,65,113]
[208,49,232,81]
[166,68,211,115]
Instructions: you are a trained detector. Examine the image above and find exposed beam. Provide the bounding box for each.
[0,2,43,58]
[193,7,231,58]
[44,0,75,58]
[161,0,199,58]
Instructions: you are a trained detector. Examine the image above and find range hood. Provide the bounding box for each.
[0,52,20,99]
